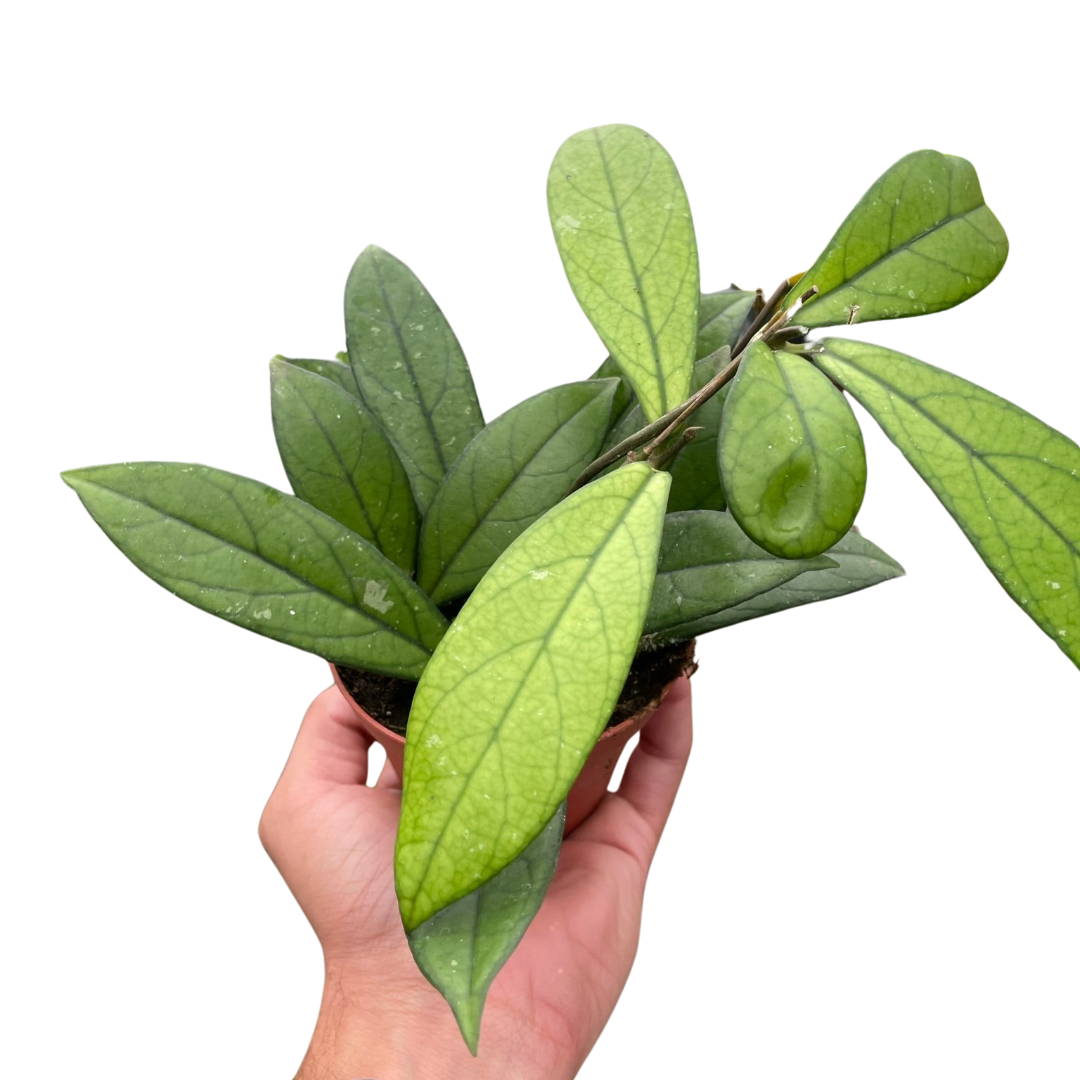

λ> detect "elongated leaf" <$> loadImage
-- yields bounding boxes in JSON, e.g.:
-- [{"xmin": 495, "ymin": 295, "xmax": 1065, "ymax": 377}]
[
  {"xmin": 270, "ymin": 359, "xmax": 419, "ymax": 573},
  {"xmin": 785, "ymin": 150, "xmax": 1008, "ymax": 328},
  {"xmin": 647, "ymin": 530, "xmax": 903, "ymax": 642},
  {"xmin": 344, "ymin": 245, "xmax": 484, "ymax": 511},
  {"xmin": 408, "ymin": 803, "xmax": 565, "ymax": 1055},
  {"xmin": 273, "ymin": 355, "xmax": 362, "ymax": 399},
  {"xmin": 813, "ymin": 339, "xmax": 1080, "ymax": 667},
  {"xmin": 645, "ymin": 511, "xmax": 835, "ymax": 634},
  {"xmin": 62, "ymin": 463, "xmax": 447, "ymax": 677},
  {"xmin": 395, "ymin": 463, "xmax": 670, "ymax": 930},
  {"xmin": 718, "ymin": 341, "xmax": 867, "ymax": 559},
  {"xmin": 418, "ymin": 380, "xmax": 618, "ymax": 604},
  {"xmin": 549, "ymin": 124, "xmax": 698, "ymax": 421}
]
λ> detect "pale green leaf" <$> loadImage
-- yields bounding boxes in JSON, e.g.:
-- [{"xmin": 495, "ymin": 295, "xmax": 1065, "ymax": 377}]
[
  {"xmin": 549, "ymin": 124, "xmax": 699, "ymax": 421},
  {"xmin": 408, "ymin": 803, "xmax": 565, "ymax": 1055},
  {"xmin": 644, "ymin": 510, "xmax": 836, "ymax": 635},
  {"xmin": 344, "ymin": 245, "xmax": 484, "ymax": 511},
  {"xmin": 395, "ymin": 463, "xmax": 670, "ymax": 930},
  {"xmin": 418, "ymin": 380, "xmax": 617, "ymax": 604},
  {"xmin": 62, "ymin": 463, "xmax": 447, "ymax": 677},
  {"xmin": 270, "ymin": 358, "xmax": 419, "ymax": 573},
  {"xmin": 813, "ymin": 338, "xmax": 1080, "ymax": 667},
  {"xmin": 785, "ymin": 150, "xmax": 1008, "ymax": 328},
  {"xmin": 718, "ymin": 341, "xmax": 867, "ymax": 558},
  {"xmin": 647, "ymin": 530, "xmax": 903, "ymax": 642}
]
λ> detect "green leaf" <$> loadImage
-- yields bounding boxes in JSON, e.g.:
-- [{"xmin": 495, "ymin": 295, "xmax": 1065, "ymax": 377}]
[
  {"xmin": 589, "ymin": 353, "xmax": 637, "ymax": 431},
  {"xmin": 666, "ymin": 347, "xmax": 732, "ymax": 513},
  {"xmin": 718, "ymin": 341, "xmax": 867, "ymax": 559},
  {"xmin": 418, "ymin": 380, "xmax": 618, "ymax": 604},
  {"xmin": 408, "ymin": 803, "xmax": 565, "ymax": 1055},
  {"xmin": 272, "ymin": 354, "xmax": 362, "ymax": 399},
  {"xmin": 270, "ymin": 358, "xmax": 419, "ymax": 573},
  {"xmin": 696, "ymin": 288, "xmax": 756, "ymax": 356},
  {"xmin": 647, "ymin": 530, "xmax": 903, "ymax": 642},
  {"xmin": 785, "ymin": 150, "xmax": 1008, "ymax": 329},
  {"xmin": 395, "ymin": 462, "xmax": 670, "ymax": 930},
  {"xmin": 644, "ymin": 510, "xmax": 836, "ymax": 635},
  {"xmin": 813, "ymin": 338, "xmax": 1080, "ymax": 668},
  {"xmin": 62, "ymin": 463, "xmax": 447, "ymax": 677},
  {"xmin": 549, "ymin": 124, "xmax": 699, "ymax": 422},
  {"xmin": 344, "ymin": 245, "xmax": 484, "ymax": 511}
]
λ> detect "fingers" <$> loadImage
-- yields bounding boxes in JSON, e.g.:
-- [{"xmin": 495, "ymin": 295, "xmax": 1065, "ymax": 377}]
[
  {"xmin": 573, "ymin": 675, "xmax": 693, "ymax": 871},
  {"xmin": 276, "ymin": 684, "xmax": 375, "ymax": 790}
]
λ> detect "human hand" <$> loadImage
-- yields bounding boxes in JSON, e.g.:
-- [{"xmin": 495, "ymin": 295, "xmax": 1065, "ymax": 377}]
[{"xmin": 259, "ymin": 676, "xmax": 693, "ymax": 1080}]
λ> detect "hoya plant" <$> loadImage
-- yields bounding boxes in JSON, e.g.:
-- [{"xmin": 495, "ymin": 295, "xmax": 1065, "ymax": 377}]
[{"xmin": 63, "ymin": 124, "xmax": 1079, "ymax": 1055}]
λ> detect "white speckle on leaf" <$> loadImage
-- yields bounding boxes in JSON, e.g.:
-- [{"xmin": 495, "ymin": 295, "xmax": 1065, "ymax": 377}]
[
  {"xmin": 555, "ymin": 214, "xmax": 581, "ymax": 234},
  {"xmin": 253, "ymin": 607, "xmax": 272, "ymax": 620},
  {"xmin": 530, "ymin": 569, "xmax": 550, "ymax": 580},
  {"xmin": 364, "ymin": 580, "xmax": 394, "ymax": 613},
  {"xmin": 425, "ymin": 733, "xmax": 442, "ymax": 748}
]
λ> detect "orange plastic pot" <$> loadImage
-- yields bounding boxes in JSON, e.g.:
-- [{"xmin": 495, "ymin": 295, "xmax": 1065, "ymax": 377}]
[{"xmin": 330, "ymin": 647, "xmax": 694, "ymax": 833}]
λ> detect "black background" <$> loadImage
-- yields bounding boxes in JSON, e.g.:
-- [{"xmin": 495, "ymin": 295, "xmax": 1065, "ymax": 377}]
[{"xmin": 54, "ymin": 113, "xmax": 1067, "ymax": 1075}]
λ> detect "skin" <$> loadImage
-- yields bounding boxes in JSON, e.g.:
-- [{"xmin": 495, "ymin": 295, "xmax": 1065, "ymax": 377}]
[{"xmin": 260, "ymin": 677, "xmax": 693, "ymax": 1080}]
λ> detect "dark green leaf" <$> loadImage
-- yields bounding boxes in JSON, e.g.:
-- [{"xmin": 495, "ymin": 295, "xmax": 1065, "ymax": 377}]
[
  {"xmin": 418, "ymin": 380, "xmax": 618, "ymax": 604},
  {"xmin": 644, "ymin": 510, "xmax": 835, "ymax": 635},
  {"xmin": 344, "ymin": 245, "xmax": 484, "ymax": 511},
  {"xmin": 62, "ymin": 463, "xmax": 447, "ymax": 677},
  {"xmin": 647, "ymin": 530, "xmax": 903, "ymax": 642},
  {"xmin": 589, "ymin": 354, "xmax": 637, "ymax": 431},
  {"xmin": 272, "ymin": 354, "xmax": 361, "ymax": 399},
  {"xmin": 696, "ymin": 288, "xmax": 756, "ymax": 356},
  {"xmin": 270, "ymin": 358, "xmax": 419, "ymax": 573}
]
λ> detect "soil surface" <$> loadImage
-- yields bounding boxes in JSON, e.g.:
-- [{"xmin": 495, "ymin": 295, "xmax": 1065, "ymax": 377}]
[{"xmin": 338, "ymin": 637, "xmax": 697, "ymax": 738}]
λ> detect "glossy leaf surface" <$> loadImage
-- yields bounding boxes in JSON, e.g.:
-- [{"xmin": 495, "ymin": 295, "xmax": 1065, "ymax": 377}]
[
  {"xmin": 667, "ymin": 348, "xmax": 732, "ymax": 513},
  {"xmin": 718, "ymin": 341, "xmax": 867, "ymax": 558},
  {"xmin": 644, "ymin": 510, "xmax": 835, "ymax": 635},
  {"xmin": 549, "ymin": 124, "xmax": 698, "ymax": 421},
  {"xmin": 395, "ymin": 463, "xmax": 670, "ymax": 930},
  {"xmin": 814, "ymin": 339, "xmax": 1080, "ymax": 667},
  {"xmin": 62, "ymin": 463, "xmax": 447, "ymax": 677},
  {"xmin": 344, "ymin": 245, "xmax": 484, "ymax": 511},
  {"xmin": 270, "ymin": 358, "xmax": 419, "ymax": 573},
  {"xmin": 786, "ymin": 150, "xmax": 1008, "ymax": 328},
  {"xmin": 408, "ymin": 804, "xmax": 565, "ymax": 1055},
  {"xmin": 648, "ymin": 530, "xmax": 903, "ymax": 642},
  {"xmin": 419, "ymin": 380, "xmax": 617, "ymax": 604}
]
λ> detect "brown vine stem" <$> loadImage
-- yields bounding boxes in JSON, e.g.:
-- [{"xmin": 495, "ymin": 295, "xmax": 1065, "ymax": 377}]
[{"xmin": 568, "ymin": 279, "xmax": 819, "ymax": 493}]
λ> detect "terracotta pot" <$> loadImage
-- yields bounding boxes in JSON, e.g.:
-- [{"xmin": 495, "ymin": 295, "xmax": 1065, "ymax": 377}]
[{"xmin": 330, "ymin": 644, "xmax": 695, "ymax": 833}]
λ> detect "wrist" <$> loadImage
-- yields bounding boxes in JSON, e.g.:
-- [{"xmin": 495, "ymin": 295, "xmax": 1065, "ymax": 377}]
[{"xmin": 296, "ymin": 960, "xmax": 570, "ymax": 1080}]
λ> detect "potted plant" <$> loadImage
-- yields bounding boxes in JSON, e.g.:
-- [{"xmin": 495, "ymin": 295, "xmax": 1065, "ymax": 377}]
[{"xmin": 62, "ymin": 123, "xmax": 1079, "ymax": 1055}]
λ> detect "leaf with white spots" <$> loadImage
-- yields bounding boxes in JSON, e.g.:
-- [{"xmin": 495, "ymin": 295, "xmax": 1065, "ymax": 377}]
[
  {"xmin": 270, "ymin": 358, "xmax": 419, "ymax": 573},
  {"xmin": 784, "ymin": 150, "xmax": 1007, "ymax": 329},
  {"xmin": 272, "ymin": 354, "xmax": 362, "ymax": 399},
  {"xmin": 549, "ymin": 124, "xmax": 699, "ymax": 421},
  {"xmin": 62, "ymin": 463, "xmax": 447, "ymax": 677},
  {"xmin": 813, "ymin": 338, "xmax": 1080, "ymax": 668},
  {"xmin": 344, "ymin": 245, "xmax": 484, "ymax": 511},
  {"xmin": 418, "ymin": 380, "xmax": 617, "ymax": 604},
  {"xmin": 644, "ymin": 510, "xmax": 836, "ymax": 636},
  {"xmin": 395, "ymin": 463, "xmax": 670, "ymax": 931},
  {"xmin": 407, "ymin": 803, "xmax": 565, "ymax": 1055}
]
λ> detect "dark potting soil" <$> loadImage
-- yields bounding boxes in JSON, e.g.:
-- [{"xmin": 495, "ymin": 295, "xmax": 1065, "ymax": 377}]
[{"xmin": 337, "ymin": 636, "xmax": 697, "ymax": 738}]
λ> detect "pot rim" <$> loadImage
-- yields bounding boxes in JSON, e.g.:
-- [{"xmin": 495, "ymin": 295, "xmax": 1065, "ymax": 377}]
[{"xmin": 329, "ymin": 642, "xmax": 696, "ymax": 747}]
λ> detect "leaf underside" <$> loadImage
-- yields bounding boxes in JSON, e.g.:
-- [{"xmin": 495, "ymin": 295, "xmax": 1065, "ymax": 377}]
[
  {"xmin": 395, "ymin": 463, "xmax": 670, "ymax": 931},
  {"xmin": 813, "ymin": 338, "xmax": 1080, "ymax": 668}
]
